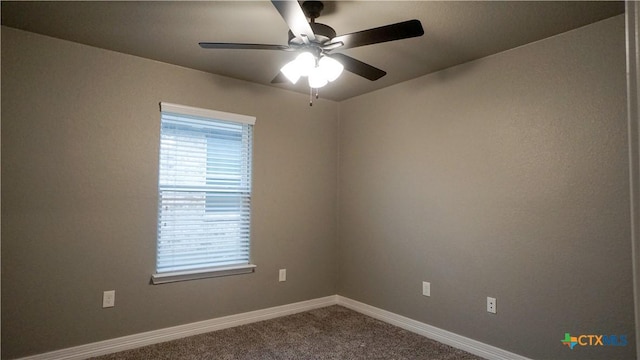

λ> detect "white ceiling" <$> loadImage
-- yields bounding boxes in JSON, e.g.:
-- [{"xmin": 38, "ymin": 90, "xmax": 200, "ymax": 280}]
[{"xmin": 1, "ymin": 1, "xmax": 624, "ymax": 101}]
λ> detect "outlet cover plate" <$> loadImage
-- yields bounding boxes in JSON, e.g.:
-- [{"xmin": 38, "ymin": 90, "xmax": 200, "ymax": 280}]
[
  {"xmin": 487, "ymin": 296, "xmax": 496, "ymax": 314},
  {"xmin": 103, "ymin": 290, "xmax": 115, "ymax": 308},
  {"xmin": 422, "ymin": 281, "xmax": 430, "ymax": 297}
]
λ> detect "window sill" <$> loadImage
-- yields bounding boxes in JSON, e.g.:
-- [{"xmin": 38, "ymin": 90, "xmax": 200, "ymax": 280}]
[{"xmin": 151, "ymin": 264, "xmax": 256, "ymax": 285}]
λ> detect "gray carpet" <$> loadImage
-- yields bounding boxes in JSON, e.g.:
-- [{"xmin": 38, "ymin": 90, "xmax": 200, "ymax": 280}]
[{"xmin": 91, "ymin": 305, "xmax": 485, "ymax": 359}]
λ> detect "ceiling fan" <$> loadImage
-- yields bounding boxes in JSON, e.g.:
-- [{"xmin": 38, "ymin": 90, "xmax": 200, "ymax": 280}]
[{"xmin": 199, "ymin": 0, "xmax": 424, "ymax": 104}]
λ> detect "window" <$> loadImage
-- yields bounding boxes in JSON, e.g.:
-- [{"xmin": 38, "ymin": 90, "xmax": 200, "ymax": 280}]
[{"xmin": 151, "ymin": 103, "xmax": 256, "ymax": 284}]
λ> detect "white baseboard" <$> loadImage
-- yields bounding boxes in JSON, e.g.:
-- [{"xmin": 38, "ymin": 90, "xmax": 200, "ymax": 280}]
[
  {"xmin": 17, "ymin": 295, "xmax": 339, "ymax": 360},
  {"xmin": 335, "ymin": 296, "xmax": 532, "ymax": 360},
  {"xmin": 18, "ymin": 295, "xmax": 530, "ymax": 360}
]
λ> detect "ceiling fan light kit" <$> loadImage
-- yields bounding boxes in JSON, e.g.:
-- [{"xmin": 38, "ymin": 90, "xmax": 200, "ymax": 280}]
[
  {"xmin": 199, "ymin": 0, "xmax": 424, "ymax": 105},
  {"xmin": 281, "ymin": 52, "xmax": 344, "ymax": 87}
]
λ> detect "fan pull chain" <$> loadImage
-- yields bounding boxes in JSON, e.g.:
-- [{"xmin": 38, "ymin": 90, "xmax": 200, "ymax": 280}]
[{"xmin": 309, "ymin": 88, "xmax": 321, "ymax": 107}]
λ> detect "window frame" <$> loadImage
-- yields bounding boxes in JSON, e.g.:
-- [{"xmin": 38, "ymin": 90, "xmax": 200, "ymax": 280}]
[{"xmin": 151, "ymin": 102, "xmax": 256, "ymax": 285}]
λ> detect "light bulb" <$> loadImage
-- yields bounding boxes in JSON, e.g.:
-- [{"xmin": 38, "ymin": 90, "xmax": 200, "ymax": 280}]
[
  {"xmin": 308, "ymin": 66, "xmax": 328, "ymax": 88},
  {"xmin": 318, "ymin": 56, "xmax": 344, "ymax": 82}
]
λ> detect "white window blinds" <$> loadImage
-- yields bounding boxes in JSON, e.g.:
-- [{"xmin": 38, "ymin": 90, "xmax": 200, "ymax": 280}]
[{"xmin": 156, "ymin": 103, "xmax": 255, "ymax": 276}]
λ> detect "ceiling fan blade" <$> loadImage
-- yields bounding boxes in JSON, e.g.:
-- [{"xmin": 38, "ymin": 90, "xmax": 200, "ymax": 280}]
[
  {"xmin": 329, "ymin": 53, "xmax": 386, "ymax": 81},
  {"xmin": 331, "ymin": 19, "xmax": 424, "ymax": 51},
  {"xmin": 199, "ymin": 42, "xmax": 291, "ymax": 51},
  {"xmin": 271, "ymin": 72, "xmax": 289, "ymax": 84},
  {"xmin": 271, "ymin": 0, "xmax": 316, "ymax": 42}
]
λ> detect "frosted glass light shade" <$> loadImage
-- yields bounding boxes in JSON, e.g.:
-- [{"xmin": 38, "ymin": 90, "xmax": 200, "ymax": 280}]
[
  {"xmin": 319, "ymin": 56, "xmax": 344, "ymax": 82},
  {"xmin": 280, "ymin": 60, "xmax": 301, "ymax": 84},
  {"xmin": 308, "ymin": 66, "xmax": 328, "ymax": 88},
  {"xmin": 295, "ymin": 52, "xmax": 315, "ymax": 76},
  {"xmin": 280, "ymin": 52, "xmax": 316, "ymax": 85}
]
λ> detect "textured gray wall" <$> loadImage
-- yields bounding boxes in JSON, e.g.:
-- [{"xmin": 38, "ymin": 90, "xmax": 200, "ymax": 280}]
[
  {"xmin": 1, "ymin": 27, "xmax": 338, "ymax": 359},
  {"xmin": 338, "ymin": 15, "xmax": 635, "ymax": 360}
]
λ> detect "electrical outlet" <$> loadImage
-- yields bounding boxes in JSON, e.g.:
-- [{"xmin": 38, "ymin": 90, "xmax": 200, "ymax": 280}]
[
  {"xmin": 103, "ymin": 290, "xmax": 115, "ymax": 308},
  {"xmin": 487, "ymin": 297, "xmax": 496, "ymax": 314},
  {"xmin": 422, "ymin": 281, "xmax": 430, "ymax": 297},
  {"xmin": 279, "ymin": 269, "xmax": 286, "ymax": 282}
]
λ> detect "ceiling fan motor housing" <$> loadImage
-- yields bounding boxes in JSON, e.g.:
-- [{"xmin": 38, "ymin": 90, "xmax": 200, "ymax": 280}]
[
  {"xmin": 287, "ymin": 1, "xmax": 336, "ymax": 46},
  {"xmin": 288, "ymin": 22, "xmax": 336, "ymax": 46}
]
